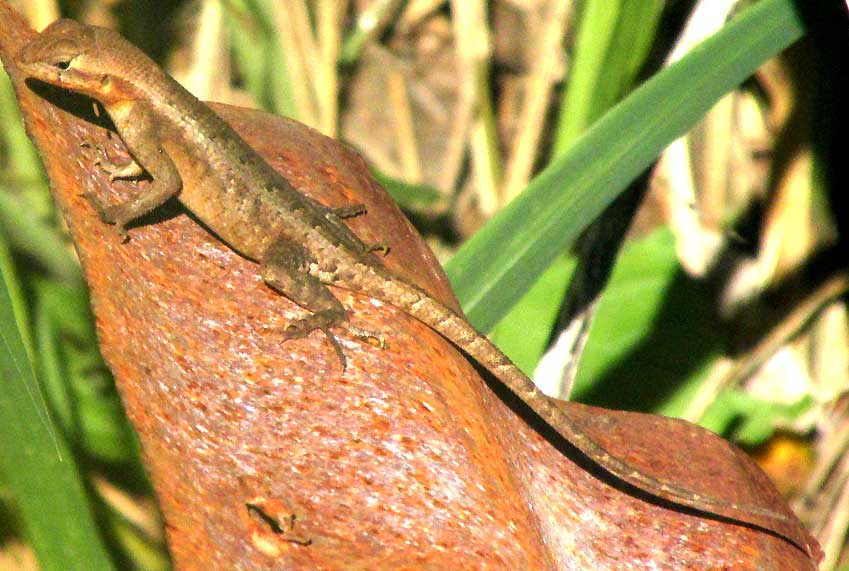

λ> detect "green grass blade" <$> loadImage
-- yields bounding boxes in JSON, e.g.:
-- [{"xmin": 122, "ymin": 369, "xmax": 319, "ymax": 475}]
[
  {"xmin": 553, "ymin": 0, "xmax": 664, "ymax": 155},
  {"xmin": 0, "ymin": 237, "xmax": 116, "ymax": 571},
  {"xmin": 0, "ymin": 190, "xmax": 81, "ymax": 283},
  {"xmin": 447, "ymin": 0, "xmax": 805, "ymax": 332},
  {"xmin": 1, "ymin": 72, "xmax": 51, "ymax": 217},
  {"xmin": 224, "ymin": 0, "xmax": 298, "ymax": 118},
  {"xmin": 34, "ymin": 279, "xmax": 138, "ymax": 463},
  {"xmin": 490, "ymin": 255, "xmax": 577, "ymax": 374},
  {"xmin": 494, "ymin": 0, "xmax": 664, "ymax": 371},
  {"xmin": 372, "ymin": 169, "xmax": 441, "ymax": 208}
]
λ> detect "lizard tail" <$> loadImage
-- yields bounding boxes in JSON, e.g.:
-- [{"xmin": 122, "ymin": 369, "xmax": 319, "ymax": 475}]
[{"xmin": 380, "ymin": 275, "xmax": 817, "ymax": 559}]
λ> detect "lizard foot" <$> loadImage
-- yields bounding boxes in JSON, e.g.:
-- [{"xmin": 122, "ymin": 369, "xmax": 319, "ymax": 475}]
[
  {"xmin": 280, "ymin": 313, "xmax": 334, "ymax": 341},
  {"xmin": 281, "ymin": 312, "xmax": 348, "ymax": 370},
  {"xmin": 281, "ymin": 315, "xmax": 385, "ymax": 370},
  {"xmin": 81, "ymin": 190, "xmax": 130, "ymax": 241},
  {"xmin": 332, "ymin": 204, "xmax": 367, "ymax": 219},
  {"xmin": 366, "ymin": 243, "xmax": 390, "ymax": 257}
]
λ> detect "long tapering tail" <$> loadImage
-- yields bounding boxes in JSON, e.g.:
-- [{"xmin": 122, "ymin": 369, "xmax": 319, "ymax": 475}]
[{"xmin": 360, "ymin": 268, "xmax": 817, "ymax": 558}]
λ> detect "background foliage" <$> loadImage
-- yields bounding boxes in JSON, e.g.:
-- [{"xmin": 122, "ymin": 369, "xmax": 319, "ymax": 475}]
[{"xmin": 1, "ymin": 0, "xmax": 846, "ymax": 569}]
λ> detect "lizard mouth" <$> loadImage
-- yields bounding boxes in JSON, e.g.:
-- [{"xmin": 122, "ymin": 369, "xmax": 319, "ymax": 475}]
[{"xmin": 16, "ymin": 60, "xmax": 63, "ymax": 84}]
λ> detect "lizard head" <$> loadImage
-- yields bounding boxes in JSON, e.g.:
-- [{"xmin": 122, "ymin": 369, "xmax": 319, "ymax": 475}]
[{"xmin": 16, "ymin": 19, "xmax": 130, "ymax": 102}]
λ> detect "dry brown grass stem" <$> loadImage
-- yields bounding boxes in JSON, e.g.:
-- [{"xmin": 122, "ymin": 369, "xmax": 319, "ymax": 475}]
[
  {"xmin": 447, "ymin": 0, "xmax": 499, "ymax": 214},
  {"xmin": 316, "ymin": 0, "xmax": 346, "ymax": 135},
  {"xmin": 502, "ymin": 0, "xmax": 573, "ymax": 203},
  {"xmin": 175, "ymin": 0, "xmax": 228, "ymax": 102},
  {"xmin": 816, "ymin": 445, "xmax": 849, "ymax": 570},
  {"xmin": 386, "ymin": 63, "xmax": 423, "ymax": 183},
  {"xmin": 271, "ymin": 2, "xmax": 318, "ymax": 127},
  {"xmin": 288, "ymin": 0, "xmax": 324, "ymax": 129},
  {"xmin": 660, "ymin": 0, "xmax": 738, "ymax": 277},
  {"xmin": 397, "ymin": 0, "xmax": 446, "ymax": 31}
]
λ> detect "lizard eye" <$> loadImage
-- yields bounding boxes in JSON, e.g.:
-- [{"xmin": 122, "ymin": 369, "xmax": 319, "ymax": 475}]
[{"xmin": 53, "ymin": 60, "xmax": 71, "ymax": 70}]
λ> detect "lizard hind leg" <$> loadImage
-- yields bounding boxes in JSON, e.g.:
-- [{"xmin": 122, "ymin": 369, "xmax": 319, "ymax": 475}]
[{"xmin": 261, "ymin": 238, "xmax": 351, "ymax": 369}]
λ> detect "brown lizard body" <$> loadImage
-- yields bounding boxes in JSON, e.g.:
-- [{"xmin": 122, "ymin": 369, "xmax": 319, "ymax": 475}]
[{"xmin": 16, "ymin": 19, "xmax": 815, "ymax": 557}]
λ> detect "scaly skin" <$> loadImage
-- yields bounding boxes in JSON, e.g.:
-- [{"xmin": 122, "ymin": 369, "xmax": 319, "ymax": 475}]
[{"xmin": 16, "ymin": 19, "xmax": 817, "ymax": 558}]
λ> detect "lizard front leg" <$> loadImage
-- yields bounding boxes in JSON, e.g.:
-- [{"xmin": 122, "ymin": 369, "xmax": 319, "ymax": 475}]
[
  {"xmin": 87, "ymin": 100, "xmax": 182, "ymax": 238},
  {"xmin": 261, "ymin": 237, "xmax": 350, "ymax": 368},
  {"xmin": 94, "ymin": 145, "xmax": 146, "ymax": 180}
]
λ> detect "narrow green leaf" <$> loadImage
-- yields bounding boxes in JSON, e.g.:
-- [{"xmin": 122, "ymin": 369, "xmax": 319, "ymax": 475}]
[
  {"xmin": 490, "ymin": 256, "xmax": 576, "ymax": 375},
  {"xmin": 224, "ymin": 0, "xmax": 298, "ymax": 118},
  {"xmin": 1, "ymin": 71, "xmax": 51, "ymax": 217},
  {"xmin": 0, "ymin": 212, "xmax": 32, "ymax": 360},
  {"xmin": 554, "ymin": 0, "xmax": 664, "ymax": 154},
  {"xmin": 372, "ymin": 170, "xmax": 441, "ymax": 208},
  {"xmin": 702, "ymin": 390, "xmax": 813, "ymax": 446},
  {"xmin": 0, "ymin": 190, "xmax": 81, "ymax": 283},
  {"xmin": 447, "ymin": 0, "xmax": 805, "ymax": 332},
  {"xmin": 495, "ymin": 0, "xmax": 663, "ymax": 370},
  {"xmin": 0, "ymin": 237, "xmax": 115, "ymax": 571},
  {"xmin": 552, "ymin": 0, "xmax": 621, "ymax": 153},
  {"xmin": 34, "ymin": 280, "xmax": 137, "ymax": 463}
]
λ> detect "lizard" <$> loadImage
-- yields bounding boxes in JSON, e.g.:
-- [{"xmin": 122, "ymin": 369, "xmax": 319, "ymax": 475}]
[{"xmin": 15, "ymin": 19, "xmax": 816, "ymax": 558}]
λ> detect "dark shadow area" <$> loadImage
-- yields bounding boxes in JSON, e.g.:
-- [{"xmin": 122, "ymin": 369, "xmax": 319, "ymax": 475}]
[
  {"xmin": 722, "ymin": 246, "xmax": 847, "ymax": 352},
  {"xmin": 579, "ymin": 267, "xmax": 720, "ymax": 412},
  {"xmin": 575, "ymin": 243, "xmax": 845, "ymax": 417},
  {"xmin": 792, "ymin": 0, "xmax": 848, "ymax": 264},
  {"xmin": 23, "ymin": 78, "xmax": 112, "ymax": 130},
  {"xmin": 110, "ymin": 0, "xmax": 185, "ymax": 64}
]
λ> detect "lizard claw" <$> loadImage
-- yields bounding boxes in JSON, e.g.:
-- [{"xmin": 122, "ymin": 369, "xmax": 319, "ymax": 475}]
[
  {"xmin": 280, "ymin": 319, "xmax": 311, "ymax": 341},
  {"xmin": 321, "ymin": 327, "xmax": 347, "ymax": 371},
  {"xmin": 349, "ymin": 326, "xmax": 386, "ymax": 349},
  {"xmin": 115, "ymin": 223, "xmax": 130, "ymax": 243},
  {"xmin": 281, "ymin": 316, "xmax": 385, "ymax": 368},
  {"xmin": 281, "ymin": 318, "xmax": 348, "ymax": 371},
  {"xmin": 366, "ymin": 243, "xmax": 390, "ymax": 257}
]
